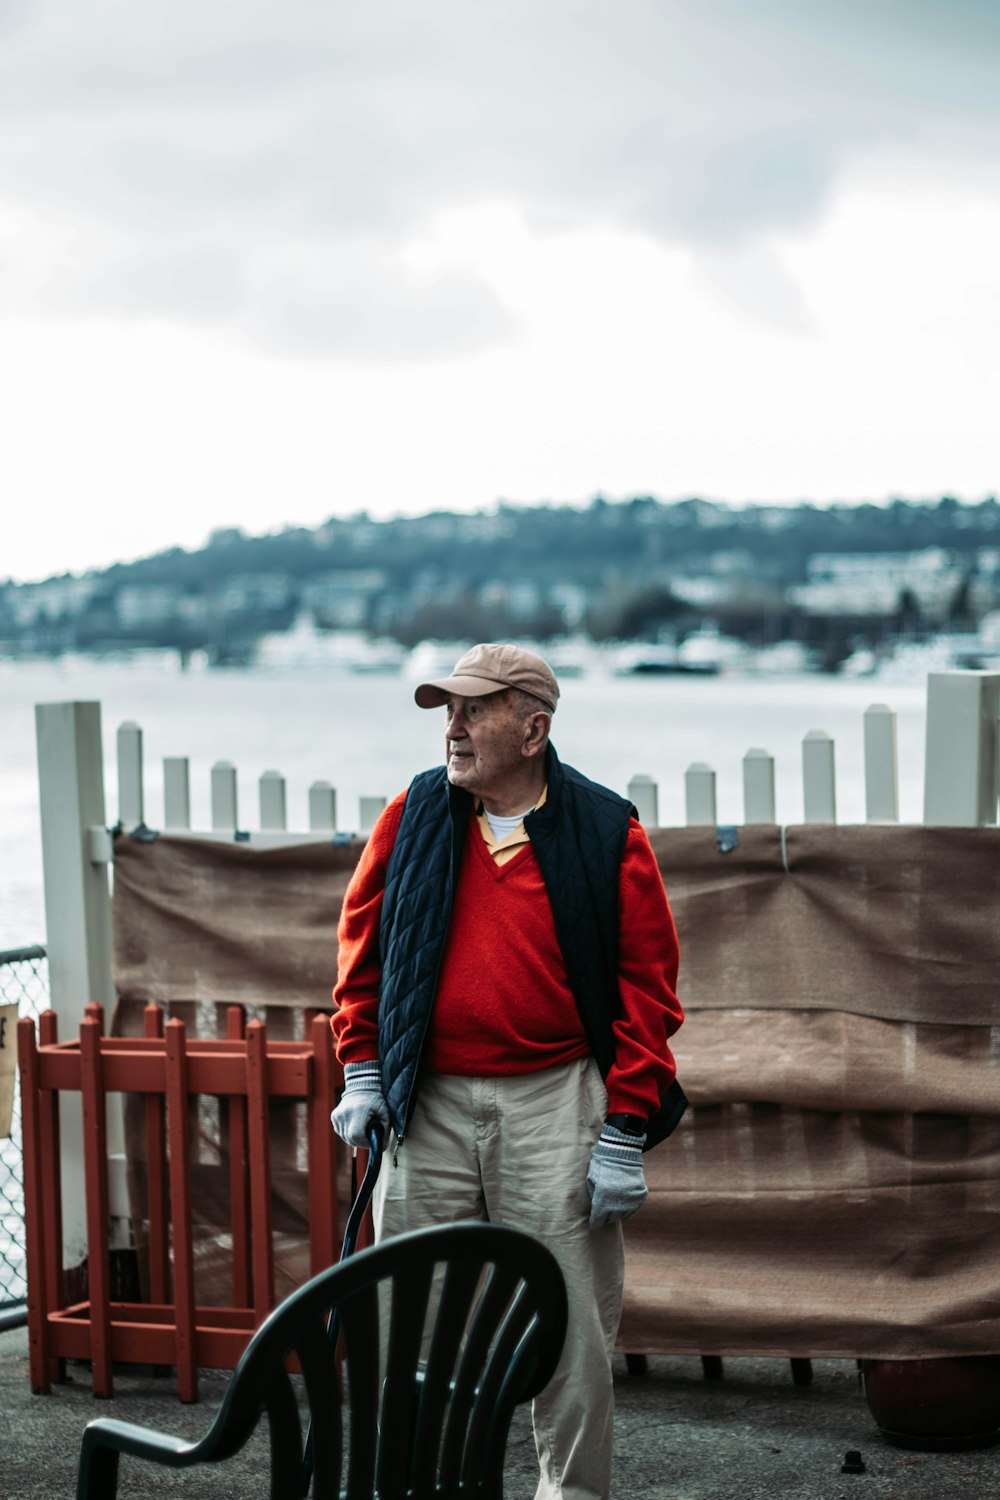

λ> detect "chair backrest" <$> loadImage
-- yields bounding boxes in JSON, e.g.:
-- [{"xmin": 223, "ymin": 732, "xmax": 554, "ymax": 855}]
[{"xmin": 200, "ymin": 1220, "xmax": 568, "ymax": 1499}]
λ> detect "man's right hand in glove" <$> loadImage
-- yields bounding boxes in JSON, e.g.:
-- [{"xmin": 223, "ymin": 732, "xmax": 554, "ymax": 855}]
[{"xmin": 330, "ymin": 1060, "xmax": 391, "ymax": 1148}]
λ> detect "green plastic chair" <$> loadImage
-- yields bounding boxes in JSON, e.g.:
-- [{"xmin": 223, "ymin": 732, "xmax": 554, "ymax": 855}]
[{"xmin": 75, "ymin": 1221, "xmax": 568, "ymax": 1500}]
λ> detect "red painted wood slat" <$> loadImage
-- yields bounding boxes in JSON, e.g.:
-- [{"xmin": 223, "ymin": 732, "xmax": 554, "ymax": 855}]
[
  {"xmin": 80, "ymin": 1014, "xmax": 113, "ymax": 1395},
  {"xmin": 245, "ymin": 1021, "xmax": 275, "ymax": 1319},
  {"xmin": 143, "ymin": 1004, "xmax": 170, "ymax": 1307},
  {"xmin": 308, "ymin": 1013, "xmax": 339, "ymax": 1276},
  {"xmin": 225, "ymin": 1006, "xmax": 251, "ymax": 1308},
  {"xmin": 165, "ymin": 1018, "xmax": 198, "ymax": 1402}
]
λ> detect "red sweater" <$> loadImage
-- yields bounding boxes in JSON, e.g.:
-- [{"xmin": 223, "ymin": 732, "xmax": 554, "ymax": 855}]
[{"xmin": 331, "ymin": 792, "xmax": 683, "ymax": 1119}]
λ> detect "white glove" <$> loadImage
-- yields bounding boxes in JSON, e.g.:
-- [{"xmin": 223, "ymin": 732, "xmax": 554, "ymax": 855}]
[
  {"xmin": 586, "ymin": 1123, "xmax": 648, "ymax": 1229},
  {"xmin": 330, "ymin": 1060, "xmax": 390, "ymax": 1148}
]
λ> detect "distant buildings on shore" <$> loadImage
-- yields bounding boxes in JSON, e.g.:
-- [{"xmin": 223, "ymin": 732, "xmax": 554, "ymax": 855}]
[{"xmin": 2, "ymin": 496, "xmax": 999, "ymax": 673}]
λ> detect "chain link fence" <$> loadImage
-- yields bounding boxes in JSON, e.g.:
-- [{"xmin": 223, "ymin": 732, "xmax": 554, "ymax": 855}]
[{"xmin": 1, "ymin": 946, "xmax": 48, "ymax": 1309}]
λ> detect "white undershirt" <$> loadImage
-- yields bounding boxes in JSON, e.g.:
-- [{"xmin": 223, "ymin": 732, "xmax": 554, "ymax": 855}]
[{"xmin": 483, "ymin": 807, "xmax": 533, "ymax": 842}]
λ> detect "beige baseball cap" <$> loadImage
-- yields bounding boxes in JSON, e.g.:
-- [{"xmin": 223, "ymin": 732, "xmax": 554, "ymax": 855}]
[{"xmin": 414, "ymin": 642, "xmax": 560, "ymax": 712}]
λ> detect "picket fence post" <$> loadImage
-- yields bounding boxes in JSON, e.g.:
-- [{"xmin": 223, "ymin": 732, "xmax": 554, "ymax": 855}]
[
  {"xmin": 164, "ymin": 756, "xmax": 192, "ymax": 829},
  {"xmin": 864, "ymin": 705, "xmax": 899, "ymax": 822},
  {"xmin": 742, "ymin": 748, "xmax": 776, "ymax": 823},
  {"xmin": 685, "ymin": 764, "xmax": 717, "ymax": 826},
  {"xmin": 34, "ymin": 701, "xmax": 116, "ymax": 1265},
  {"xmin": 359, "ymin": 796, "xmax": 387, "ymax": 833},
  {"xmin": 212, "ymin": 761, "xmax": 239, "ymax": 829},
  {"xmin": 628, "ymin": 774, "xmax": 659, "ymax": 827},
  {"xmin": 802, "ymin": 730, "xmax": 836, "ymax": 823},
  {"xmin": 117, "ymin": 721, "xmax": 144, "ymax": 828},
  {"xmin": 308, "ymin": 780, "xmax": 337, "ymax": 831},
  {"xmin": 259, "ymin": 770, "xmax": 287, "ymax": 830},
  {"xmin": 924, "ymin": 671, "xmax": 1000, "ymax": 826}
]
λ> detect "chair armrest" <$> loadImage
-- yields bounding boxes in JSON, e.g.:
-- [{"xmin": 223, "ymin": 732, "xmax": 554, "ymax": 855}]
[
  {"xmin": 77, "ymin": 1416, "xmax": 203, "ymax": 1499},
  {"xmin": 80, "ymin": 1416, "xmax": 199, "ymax": 1464}
]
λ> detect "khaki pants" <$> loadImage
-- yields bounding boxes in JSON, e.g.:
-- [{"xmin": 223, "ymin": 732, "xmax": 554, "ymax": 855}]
[{"xmin": 374, "ymin": 1059, "xmax": 624, "ymax": 1500}]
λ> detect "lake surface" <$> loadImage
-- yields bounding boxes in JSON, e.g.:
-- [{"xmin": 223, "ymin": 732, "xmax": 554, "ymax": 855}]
[{"xmin": 0, "ymin": 654, "xmax": 931, "ymax": 951}]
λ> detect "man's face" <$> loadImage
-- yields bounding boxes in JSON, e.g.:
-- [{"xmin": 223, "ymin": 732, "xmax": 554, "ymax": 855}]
[{"xmin": 444, "ymin": 691, "xmax": 530, "ymax": 802}]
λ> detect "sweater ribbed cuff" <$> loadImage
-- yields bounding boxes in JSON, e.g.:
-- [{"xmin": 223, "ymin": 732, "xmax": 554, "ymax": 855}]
[
  {"xmin": 595, "ymin": 1123, "xmax": 647, "ymax": 1159},
  {"xmin": 343, "ymin": 1060, "xmax": 382, "ymax": 1091}
]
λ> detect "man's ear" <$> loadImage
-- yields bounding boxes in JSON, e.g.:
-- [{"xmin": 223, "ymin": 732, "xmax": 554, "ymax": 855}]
[{"xmin": 522, "ymin": 712, "xmax": 551, "ymax": 757}]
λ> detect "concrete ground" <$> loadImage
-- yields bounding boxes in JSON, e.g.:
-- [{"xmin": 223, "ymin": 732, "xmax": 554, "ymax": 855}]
[{"xmin": 3, "ymin": 1322, "xmax": 998, "ymax": 1499}]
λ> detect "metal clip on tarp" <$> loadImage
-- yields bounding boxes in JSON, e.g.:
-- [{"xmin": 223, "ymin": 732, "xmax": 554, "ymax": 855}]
[{"xmin": 128, "ymin": 822, "xmax": 159, "ymax": 843}]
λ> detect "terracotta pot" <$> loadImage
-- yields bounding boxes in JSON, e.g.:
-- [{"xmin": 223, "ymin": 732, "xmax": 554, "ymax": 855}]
[{"xmin": 861, "ymin": 1357, "xmax": 1000, "ymax": 1450}]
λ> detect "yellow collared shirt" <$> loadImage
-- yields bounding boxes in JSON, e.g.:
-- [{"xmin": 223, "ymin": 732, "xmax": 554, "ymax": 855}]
[{"xmin": 476, "ymin": 785, "xmax": 548, "ymax": 866}]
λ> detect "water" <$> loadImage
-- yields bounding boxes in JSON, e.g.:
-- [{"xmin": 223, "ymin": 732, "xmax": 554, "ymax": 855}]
[{"xmin": 0, "ymin": 654, "xmax": 930, "ymax": 951}]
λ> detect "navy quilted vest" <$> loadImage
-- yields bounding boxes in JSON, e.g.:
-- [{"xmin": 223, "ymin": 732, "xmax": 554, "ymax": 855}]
[
  {"xmin": 377, "ymin": 766, "xmax": 471, "ymax": 1140},
  {"xmin": 378, "ymin": 744, "xmax": 686, "ymax": 1148}
]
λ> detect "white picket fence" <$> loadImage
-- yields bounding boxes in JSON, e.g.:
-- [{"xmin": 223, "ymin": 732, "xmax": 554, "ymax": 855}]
[
  {"xmin": 115, "ymin": 729, "xmax": 391, "ymax": 845},
  {"xmin": 98, "ymin": 671, "xmax": 999, "ymax": 840}
]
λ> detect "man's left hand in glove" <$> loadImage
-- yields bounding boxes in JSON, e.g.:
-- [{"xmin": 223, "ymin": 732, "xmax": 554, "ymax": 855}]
[{"xmin": 586, "ymin": 1120, "xmax": 648, "ymax": 1229}]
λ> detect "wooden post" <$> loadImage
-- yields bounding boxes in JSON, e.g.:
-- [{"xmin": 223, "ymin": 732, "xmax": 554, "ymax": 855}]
[
  {"xmin": 802, "ymin": 730, "xmax": 837, "ymax": 823},
  {"xmin": 685, "ymin": 764, "xmax": 717, "ymax": 826},
  {"xmin": 163, "ymin": 757, "xmax": 191, "ymax": 830},
  {"xmin": 34, "ymin": 702, "xmax": 114, "ymax": 1028},
  {"xmin": 34, "ymin": 701, "xmax": 115, "ymax": 1266},
  {"xmin": 924, "ymin": 671, "xmax": 1000, "ymax": 826},
  {"xmin": 258, "ymin": 770, "xmax": 287, "ymax": 830},
  {"xmin": 116, "ymin": 721, "xmax": 144, "ymax": 829},
  {"xmin": 308, "ymin": 781, "xmax": 337, "ymax": 832},
  {"xmin": 742, "ymin": 748, "xmax": 776, "ymax": 824},
  {"xmin": 627, "ymin": 775, "xmax": 659, "ymax": 827},
  {"xmin": 111, "ymin": 720, "xmax": 149, "ymax": 1249},
  {"xmin": 864, "ymin": 704, "xmax": 899, "ymax": 823}
]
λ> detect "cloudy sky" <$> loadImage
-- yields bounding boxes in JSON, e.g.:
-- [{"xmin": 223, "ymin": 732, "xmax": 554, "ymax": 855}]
[{"xmin": 3, "ymin": 1, "xmax": 999, "ymax": 582}]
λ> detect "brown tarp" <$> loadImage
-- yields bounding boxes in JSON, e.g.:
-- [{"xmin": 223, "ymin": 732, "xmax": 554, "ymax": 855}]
[
  {"xmin": 112, "ymin": 825, "xmax": 1000, "ymax": 1357},
  {"xmin": 113, "ymin": 835, "xmax": 364, "ymax": 1010}
]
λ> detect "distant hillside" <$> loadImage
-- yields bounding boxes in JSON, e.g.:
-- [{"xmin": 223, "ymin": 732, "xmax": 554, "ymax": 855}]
[
  {"xmin": 2, "ymin": 494, "xmax": 998, "ymax": 669},
  {"xmin": 86, "ymin": 493, "xmax": 1000, "ymax": 588}
]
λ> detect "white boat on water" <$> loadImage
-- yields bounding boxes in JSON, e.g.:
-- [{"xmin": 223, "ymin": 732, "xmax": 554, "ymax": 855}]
[
  {"xmin": 403, "ymin": 640, "xmax": 473, "ymax": 681},
  {"xmin": 256, "ymin": 618, "xmax": 405, "ymax": 672},
  {"xmin": 839, "ymin": 620, "xmax": 1000, "ymax": 680},
  {"xmin": 612, "ymin": 641, "xmax": 720, "ymax": 677},
  {"xmin": 404, "ymin": 636, "xmax": 604, "ymax": 684},
  {"xmin": 676, "ymin": 628, "xmax": 752, "ymax": 674},
  {"xmin": 839, "ymin": 647, "xmax": 879, "ymax": 677},
  {"xmin": 747, "ymin": 640, "xmax": 819, "ymax": 675},
  {"xmin": 346, "ymin": 639, "xmax": 408, "ymax": 673},
  {"xmin": 545, "ymin": 637, "xmax": 603, "ymax": 678}
]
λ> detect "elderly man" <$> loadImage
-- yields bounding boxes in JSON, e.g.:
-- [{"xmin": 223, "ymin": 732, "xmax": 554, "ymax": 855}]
[{"xmin": 330, "ymin": 642, "xmax": 684, "ymax": 1500}]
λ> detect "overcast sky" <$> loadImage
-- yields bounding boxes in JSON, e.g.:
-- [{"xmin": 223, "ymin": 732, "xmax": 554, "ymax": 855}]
[{"xmin": 3, "ymin": 1, "xmax": 999, "ymax": 582}]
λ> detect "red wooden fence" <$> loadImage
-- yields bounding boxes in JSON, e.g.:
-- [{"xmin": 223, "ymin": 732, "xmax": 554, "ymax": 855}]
[{"xmin": 18, "ymin": 1001, "xmax": 348, "ymax": 1401}]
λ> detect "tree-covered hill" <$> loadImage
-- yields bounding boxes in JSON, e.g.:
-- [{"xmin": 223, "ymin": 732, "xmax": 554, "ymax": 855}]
[{"xmin": 2, "ymin": 494, "xmax": 998, "ymax": 667}]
